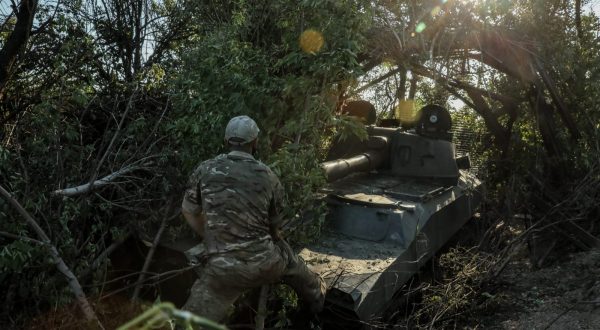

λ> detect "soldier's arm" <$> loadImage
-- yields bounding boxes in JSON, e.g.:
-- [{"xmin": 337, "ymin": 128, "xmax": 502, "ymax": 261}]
[
  {"xmin": 269, "ymin": 207, "xmax": 284, "ymax": 242},
  {"xmin": 182, "ymin": 171, "xmax": 206, "ymax": 239},
  {"xmin": 182, "ymin": 209, "xmax": 205, "ymax": 239}
]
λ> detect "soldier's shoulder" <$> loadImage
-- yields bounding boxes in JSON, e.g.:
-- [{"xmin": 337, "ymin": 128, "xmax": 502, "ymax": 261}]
[
  {"xmin": 188, "ymin": 161, "xmax": 205, "ymax": 182},
  {"xmin": 253, "ymin": 158, "xmax": 273, "ymax": 171},
  {"xmin": 244, "ymin": 157, "xmax": 274, "ymax": 174},
  {"xmin": 186, "ymin": 155, "xmax": 230, "ymax": 179},
  {"xmin": 255, "ymin": 161, "xmax": 281, "ymax": 185},
  {"xmin": 229, "ymin": 158, "xmax": 279, "ymax": 183},
  {"xmin": 200, "ymin": 154, "xmax": 229, "ymax": 168}
]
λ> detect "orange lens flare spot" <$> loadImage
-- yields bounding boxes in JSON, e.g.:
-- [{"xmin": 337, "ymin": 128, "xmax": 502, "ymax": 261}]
[
  {"xmin": 299, "ymin": 29, "xmax": 325, "ymax": 54},
  {"xmin": 396, "ymin": 100, "xmax": 417, "ymax": 123}
]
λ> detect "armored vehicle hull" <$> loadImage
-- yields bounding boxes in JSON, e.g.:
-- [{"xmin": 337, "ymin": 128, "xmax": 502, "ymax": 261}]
[{"xmin": 299, "ymin": 171, "xmax": 481, "ymax": 321}]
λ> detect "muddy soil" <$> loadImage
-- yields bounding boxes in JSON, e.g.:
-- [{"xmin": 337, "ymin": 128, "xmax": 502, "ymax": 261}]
[{"xmin": 465, "ymin": 248, "xmax": 600, "ymax": 330}]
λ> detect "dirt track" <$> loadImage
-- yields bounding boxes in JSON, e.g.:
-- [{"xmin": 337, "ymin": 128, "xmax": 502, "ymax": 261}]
[{"xmin": 470, "ymin": 248, "xmax": 600, "ymax": 330}]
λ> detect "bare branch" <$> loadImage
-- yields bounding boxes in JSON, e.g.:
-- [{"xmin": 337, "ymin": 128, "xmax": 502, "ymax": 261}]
[
  {"xmin": 0, "ymin": 230, "xmax": 47, "ymax": 245},
  {"xmin": 101, "ymin": 261, "xmax": 197, "ymax": 301},
  {"xmin": 79, "ymin": 231, "xmax": 133, "ymax": 280},
  {"xmin": 352, "ymin": 66, "xmax": 404, "ymax": 95},
  {"xmin": 131, "ymin": 203, "xmax": 177, "ymax": 301},
  {"xmin": 89, "ymin": 88, "xmax": 138, "ymax": 186},
  {"xmin": 52, "ymin": 163, "xmax": 148, "ymax": 197}
]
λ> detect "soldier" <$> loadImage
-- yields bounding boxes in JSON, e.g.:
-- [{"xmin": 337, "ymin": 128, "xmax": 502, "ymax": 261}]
[{"xmin": 181, "ymin": 115, "xmax": 326, "ymax": 323}]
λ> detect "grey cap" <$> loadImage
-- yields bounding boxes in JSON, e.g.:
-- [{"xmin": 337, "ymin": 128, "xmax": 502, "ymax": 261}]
[{"xmin": 224, "ymin": 115, "xmax": 260, "ymax": 145}]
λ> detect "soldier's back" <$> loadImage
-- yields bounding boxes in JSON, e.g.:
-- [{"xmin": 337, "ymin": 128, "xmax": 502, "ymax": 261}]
[{"xmin": 199, "ymin": 151, "xmax": 281, "ymax": 254}]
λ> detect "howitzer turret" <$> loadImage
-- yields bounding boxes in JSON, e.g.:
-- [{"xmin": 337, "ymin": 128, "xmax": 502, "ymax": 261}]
[{"xmin": 299, "ymin": 102, "xmax": 482, "ymax": 325}]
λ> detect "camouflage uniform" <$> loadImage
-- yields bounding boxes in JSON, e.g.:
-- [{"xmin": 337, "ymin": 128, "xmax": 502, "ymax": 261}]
[{"xmin": 181, "ymin": 150, "xmax": 325, "ymax": 322}]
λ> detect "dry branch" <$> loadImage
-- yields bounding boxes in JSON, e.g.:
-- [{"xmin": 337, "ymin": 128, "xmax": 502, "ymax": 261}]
[
  {"xmin": 352, "ymin": 67, "xmax": 403, "ymax": 95},
  {"xmin": 101, "ymin": 264, "xmax": 198, "ymax": 301},
  {"xmin": 131, "ymin": 204, "xmax": 177, "ymax": 301},
  {"xmin": 0, "ymin": 230, "xmax": 47, "ymax": 245},
  {"xmin": 88, "ymin": 89, "xmax": 138, "ymax": 188},
  {"xmin": 79, "ymin": 231, "xmax": 132, "ymax": 280},
  {"xmin": 53, "ymin": 164, "xmax": 146, "ymax": 197},
  {"xmin": 0, "ymin": 184, "xmax": 104, "ymax": 329}
]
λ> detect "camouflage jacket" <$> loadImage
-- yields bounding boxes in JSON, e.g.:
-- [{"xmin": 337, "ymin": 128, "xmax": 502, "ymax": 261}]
[{"xmin": 182, "ymin": 151, "xmax": 284, "ymax": 255}]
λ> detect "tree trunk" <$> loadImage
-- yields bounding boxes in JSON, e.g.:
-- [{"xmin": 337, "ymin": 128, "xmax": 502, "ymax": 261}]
[
  {"xmin": 465, "ymin": 88, "xmax": 510, "ymax": 151},
  {"xmin": 133, "ymin": 0, "xmax": 143, "ymax": 74},
  {"xmin": 0, "ymin": 0, "xmax": 38, "ymax": 97},
  {"xmin": 396, "ymin": 68, "xmax": 407, "ymax": 100},
  {"xmin": 575, "ymin": 0, "xmax": 582, "ymax": 40},
  {"xmin": 529, "ymin": 87, "xmax": 560, "ymax": 157},
  {"xmin": 408, "ymin": 73, "xmax": 418, "ymax": 100}
]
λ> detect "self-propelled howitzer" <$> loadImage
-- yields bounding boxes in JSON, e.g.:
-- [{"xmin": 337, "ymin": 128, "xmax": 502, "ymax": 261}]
[{"xmin": 298, "ymin": 103, "xmax": 482, "ymax": 323}]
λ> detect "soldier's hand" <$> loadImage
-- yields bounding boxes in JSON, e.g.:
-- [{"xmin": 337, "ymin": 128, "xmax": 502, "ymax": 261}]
[{"xmin": 271, "ymin": 227, "xmax": 284, "ymax": 242}]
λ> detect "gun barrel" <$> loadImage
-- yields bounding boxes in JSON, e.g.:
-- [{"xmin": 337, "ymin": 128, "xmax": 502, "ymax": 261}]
[{"xmin": 321, "ymin": 149, "xmax": 386, "ymax": 182}]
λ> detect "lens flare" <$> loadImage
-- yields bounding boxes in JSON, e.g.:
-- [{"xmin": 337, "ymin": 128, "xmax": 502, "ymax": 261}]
[
  {"xmin": 299, "ymin": 29, "xmax": 324, "ymax": 54},
  {"xmin": 431, "ymin": 6, "xmax": 441, "ymax": 16},
  {"xmin": 415, "ymin": 22, "xmax": 427, "ymax": 33},
  {"xmin": 396, "ymin": 100, "xmax": 416, "ymax": 124}
]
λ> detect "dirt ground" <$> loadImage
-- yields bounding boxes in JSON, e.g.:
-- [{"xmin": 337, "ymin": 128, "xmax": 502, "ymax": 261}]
[
  {"xmin": 23, "ymin": 295, "xmax": 146, "ymax": 330},
  {"xmin": 20, "ymin": 247, "xmax": 600, "ymax": 330},
  {"xmin": 467, "ymin": 248, "xmax": 600, "ymax": 330}
]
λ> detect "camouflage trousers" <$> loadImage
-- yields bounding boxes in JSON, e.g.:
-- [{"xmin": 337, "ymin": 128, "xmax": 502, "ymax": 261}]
[{"xmin": 182, "ymin": 240, "xmax": 325, "ymax": 323}]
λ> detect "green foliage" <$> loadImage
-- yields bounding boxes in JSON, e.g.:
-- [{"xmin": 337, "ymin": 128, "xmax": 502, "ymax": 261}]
[
  {"xmin": 170, "ymin": 30, "xmax": 279, "ymax": 168},
  {"xmin": 268, "ymin": 143, "xmax": 328, "ymax": 244},
  {"xmin": 1, "ymin": 0, "xmax": 373, "ymax": 326},
  {"xmin": 169, "ymin": 0, "xmax": 373, "ymax": 242},
  {"xmin": 0, "ymin": 1, "xmax": 184, "ymax": 323},
  {"xmin": 331, "ymin": 115, "xmax": 369, "ymax": 143},
  {"xmin": 272, "ymin": 284, "xmax": 299, "ymax": 328}
]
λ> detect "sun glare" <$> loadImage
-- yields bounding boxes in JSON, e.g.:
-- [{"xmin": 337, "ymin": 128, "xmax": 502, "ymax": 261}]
[{"xmin": 299, "ymin": 29, "xmax": 324, "ymax": 54}]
